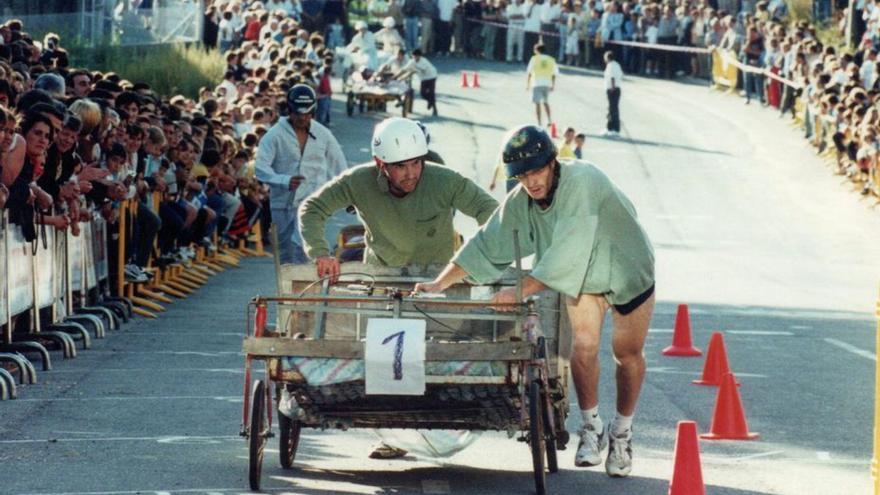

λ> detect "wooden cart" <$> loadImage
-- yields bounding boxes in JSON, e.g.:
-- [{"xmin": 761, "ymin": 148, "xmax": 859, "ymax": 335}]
[
  {"xmin": 344, "ymin": 72, "xmax": 413, "ymax": 117},
  {"xmin": 240, "ymin": 263, "xmax": 572, "ymax": 494}
]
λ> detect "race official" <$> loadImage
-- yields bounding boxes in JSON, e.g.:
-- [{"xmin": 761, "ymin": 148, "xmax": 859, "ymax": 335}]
[
  {"xmin": 603, "ymin": 50, "xmax": 624, "ymax": 137},
  {"xmin": 416, "ymin": 125, "xmax": 655, "ymax": 478},
  {"xmin": 299, "ymin": 117, "xmax": 497, "ymax": 279},
  {"xmin": 255, "ymin": 84, "xmax": 348, "ymax": 264}
]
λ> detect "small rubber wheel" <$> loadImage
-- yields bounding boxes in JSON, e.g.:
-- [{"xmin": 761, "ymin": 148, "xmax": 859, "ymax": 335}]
[
  {"xmin": 279, "ymin": 411, "xmax": 302, "ymax": 469},
  {"xmin": 248, "ymin": 380, "xmax": 269, "ymax": 491},
  {"xmin": 529, "ymin": 379, "xmax": 547, "ymax": 495}
]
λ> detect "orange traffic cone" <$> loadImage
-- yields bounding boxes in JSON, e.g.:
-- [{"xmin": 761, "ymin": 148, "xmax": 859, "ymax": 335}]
[
  {"xmin": 549, "ymin": 122, "xmax": 558, "ymax": 138},
  {"xmin": 700, "ymin": 373, "xmax": 759, "ymax": 440},
  {"xmin": 460, "ymin": 71, "xmax": 470, "ymax": 88},
  {"xmin": 471, "ymin": 71, "xmax": 481, "ymax": 87},
  {"xmin": 693, "ymin": 332, "xmax": 739, "ymax": 386},
  {"xmin": 662, "ymin": 304, "xmax": 702, "ymax": 357},
  {"xmin": 669, "ymin": 421, "xmax": 705, "ymax": 495}
]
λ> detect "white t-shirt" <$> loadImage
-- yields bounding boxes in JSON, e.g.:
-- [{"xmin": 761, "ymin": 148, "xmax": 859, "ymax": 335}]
[
  {"xmin": 646, "ymin": 25, "xmax": 659, "ymax": 44},
  {"xmin": 402, "ymin": 57, "xmax": 438, "ymax": 80},
  {"xmin": 524, "ymin": 1, "xmax": 542, "ymax": 32},
  {"xmin": 861, "ymin": 59, "xmax": 877, "ymax": 89},
  {"xmin": 438, "ymin": 0, "xmax": 458, "ymax": 22},
  {"xmin": 604, "ymin": 60, "xmax": 623, "ymax": 90},
  {"xmin": 540, "ymin": 2, "xmax": 561, "ymax": 24},
  {"xmin": 219, "ymin": 19, "xmax": 235, "ymax": 42},
  {"xmin": 506, "ymin": 2, "xmax": 527, "ymax": 25}
]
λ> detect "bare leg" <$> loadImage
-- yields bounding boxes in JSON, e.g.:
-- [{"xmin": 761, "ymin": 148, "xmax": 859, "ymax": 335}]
[
  {"xmin": 566, "ymin": 293, "xmax": 610, "ymax": 410},
  {"xmin": 610, "ymin": 293, "xmax": 655, "ymax": 415},
  {"xmin": 535, "ymin": 103, "xmax": 542, "ymax": 126},
  {"xmin": 544, "ymin": 102, "xmax": 552, "ymax": 125}
]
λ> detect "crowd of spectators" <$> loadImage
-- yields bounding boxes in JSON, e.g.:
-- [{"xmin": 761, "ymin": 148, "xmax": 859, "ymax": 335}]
[{"xmin": 0, "ymin": 1, "xmax": 345, "ymax": 292}]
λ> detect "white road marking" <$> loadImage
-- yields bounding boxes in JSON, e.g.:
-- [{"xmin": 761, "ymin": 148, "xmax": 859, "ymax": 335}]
[
  {"xmin": 422, "ymin": 479, "xmax": 451, "ymax": 494},
  {"xmin": 12, "ymin": 395, "xmax": 241, "ymax": 403},
  {"xmin": 48, "ymin": 368, "xmax": 244, "ymax": 374},
  {"xmin": 649, "ymin": 328, "xmax": 673, "ymax": 333},
  {"xmin": 0, "ymin": 435, "xmax": 238, "ymax": 445},
  {"xmin": 824, "ymin": 338, "xmax": 877, "ymax": 362},
  {"xmin": 817, "ymin": 451, "xmax": 832, "ymax": 461},
  {"xmin": 704, "ymin": 450, "xmax": 785, "ymax": 463},
  {"xmin": 789, "ymin": 325, "xmax": 812, "ymax": 330},
  {"xmin": 728, "ymin": 330, "xmax": 794, "ymax": 336},
  {"xmin": 647, "ymin": 366, "xmax": 767, "ymax": 378}
]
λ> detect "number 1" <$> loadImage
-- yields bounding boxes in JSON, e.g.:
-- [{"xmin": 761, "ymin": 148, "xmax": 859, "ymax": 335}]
[{"xmin": 382, "ymin": 331, "xmax": 405, "ymax": 380}]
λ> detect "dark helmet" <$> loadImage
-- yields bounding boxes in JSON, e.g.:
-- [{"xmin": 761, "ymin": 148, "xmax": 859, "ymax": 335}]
[
  {"xmin": 502, "ymin": 124, "xmax": 557, "ymax": 178},
  {"xmin": 286, "ymin": 84, "xmax": 317, "ymax": 115}
]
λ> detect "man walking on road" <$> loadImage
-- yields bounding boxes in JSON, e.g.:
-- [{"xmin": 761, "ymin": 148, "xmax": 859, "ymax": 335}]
[
  {"xmin": 255, "ymin": 84, "xmax": 348, "ymax": 264},
  {"xmin": 415, "ymin": 125, "xmax": 655, "ymax": 478},
  {"xmin": 603, "ymin": 50, "xmax": 623, "ymax": 137},
  {"xmin": 526, "ymin": 43, "xmax": 559, "ymax": 126},
  {"xmin": 395, "ymin": 49, "xmax": 439, "ymax": 116}
]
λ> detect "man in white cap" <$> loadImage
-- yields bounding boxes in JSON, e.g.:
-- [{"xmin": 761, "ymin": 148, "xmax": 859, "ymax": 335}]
[
  {"xmin": 376, "ymin": 16, "xmax": 406, "ymax": 56},
  {"xmin": 347, "ymin": 20, "xmax": 379, "ymax": 70}
]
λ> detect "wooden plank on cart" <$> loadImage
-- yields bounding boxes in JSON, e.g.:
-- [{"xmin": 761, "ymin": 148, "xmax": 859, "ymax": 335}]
[{"xmin": 243, "ymin": 337, "xmax": 533, "ymax": 361}]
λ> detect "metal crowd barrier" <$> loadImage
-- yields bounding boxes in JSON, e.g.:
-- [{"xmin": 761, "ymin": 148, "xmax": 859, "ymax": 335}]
[{"xmin": 0, "ymin": 198, "xmax": 271, "ymax": 400}]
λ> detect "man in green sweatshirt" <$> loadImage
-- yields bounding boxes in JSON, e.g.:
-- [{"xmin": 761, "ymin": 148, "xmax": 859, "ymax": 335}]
[
  {"xmin": 298, "ymin": 117, "xmax": 499, "ymax": 281},
  {"xmin": 415, "ymin": 124, "xmax": 655, "ymax": 478}
]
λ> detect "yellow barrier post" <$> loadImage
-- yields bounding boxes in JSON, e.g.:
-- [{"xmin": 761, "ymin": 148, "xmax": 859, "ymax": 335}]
[{"xmin": 873, "ymin": 285, "xmax": 880, "ymax": 494}]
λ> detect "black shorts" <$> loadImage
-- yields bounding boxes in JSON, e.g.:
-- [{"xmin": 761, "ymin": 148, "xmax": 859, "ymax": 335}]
[{"xmin": 613, "ymin": 284, "xmax": 655, "ymax": 316}]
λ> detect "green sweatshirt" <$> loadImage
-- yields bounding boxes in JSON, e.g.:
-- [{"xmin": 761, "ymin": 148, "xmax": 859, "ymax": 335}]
[
  {"xmin": 453, "ymin": 160, "xmax": 655, "ymax": 305},
  {"xmin": 299, "ymin": 163, "xmax": 499, "ymax": 266}
]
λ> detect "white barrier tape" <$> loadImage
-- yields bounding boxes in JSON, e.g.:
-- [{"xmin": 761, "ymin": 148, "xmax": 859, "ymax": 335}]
[{"xmin": 715, "ymin": 48, "xmax": 803, "ymax": 89}]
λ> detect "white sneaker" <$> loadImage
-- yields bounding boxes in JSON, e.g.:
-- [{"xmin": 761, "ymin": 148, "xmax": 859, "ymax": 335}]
[
  {"xmin": 605, "ymin": 427, "xmax": 633, "ymax": 477},
  {"xmin": 574, "ymin": 422, "xmax": 607, "ymax": 467},
  {"xmin": 600, "ymin": 130, "xmax": 613, "ymax": 137}
]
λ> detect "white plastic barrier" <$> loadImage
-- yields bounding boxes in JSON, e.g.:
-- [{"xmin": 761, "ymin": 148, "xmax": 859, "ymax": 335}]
[
  {"xmin": 0, "ymin": 212, "xmax": 7, "ymax": 326},
  {"xmin": 7, "ymin": 221, "xmax": 34, "ymax": 319},
  {"xmin": 34, "ymin": 228, "xmax": 55, "ymax": 310}
]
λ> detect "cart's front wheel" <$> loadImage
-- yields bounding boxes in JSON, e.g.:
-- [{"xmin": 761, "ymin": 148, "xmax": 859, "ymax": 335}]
[
  {"xmin": 346, "ymin": 92, "xmax": 355, "ymax": 117},
  {"xmin": 279, "ymin": 411, "xmax": 302, "ymax": 469},
  {"xmin": 543, "ymin": 389, "xmax": 558, "ymax": 474},
  {"xmin": 248, "ymin": 380, "xmax": 269, "ymax": 491},
  {"xmin": 529, "ymin": 380, "xmax": 547, "ymax": 495}
]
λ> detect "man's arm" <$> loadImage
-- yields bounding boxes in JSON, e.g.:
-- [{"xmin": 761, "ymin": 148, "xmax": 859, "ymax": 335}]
[
  {"xmin": 253, "ymin": 133, "xmax": 292, "ymax": 188},
  {"xmin": 450, "ymin": 173, "xmax": 500, "ymax": 225},
  {"xmin": 298, "ymin": 171, "xmax": 357, "ymax": 259}
]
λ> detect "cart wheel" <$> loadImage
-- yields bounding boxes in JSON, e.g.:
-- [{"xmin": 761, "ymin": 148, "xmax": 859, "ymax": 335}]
[
  {"xmin": 248, "ymin": 380, "xmax": 269, "ymax": 491},
  {"xmin": 346, "ymin": 92, "xmax": 355, "ymax": 117},
  {"xmin": 358, "ymin": 99, "xmax": 365, "ymax": 113},
  {"xmin": 543, "ymin": 390, "xmax": 558, "ymax": 474},
  {"xmin": 279, "ymin": 411, "xmax": 302, "ymax": 469},
  {"xmin": 529, "ymin": 380, "xmax": 547, "ymax": 495}
]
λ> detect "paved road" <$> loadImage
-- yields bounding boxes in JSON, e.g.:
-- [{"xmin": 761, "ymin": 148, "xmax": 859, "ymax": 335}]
[{"xmin": 1, "ymin": 58, "xmax": 878, "ymax": 495}]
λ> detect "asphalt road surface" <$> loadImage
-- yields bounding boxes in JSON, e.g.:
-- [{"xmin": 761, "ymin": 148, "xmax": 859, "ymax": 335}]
[{"xmin": 2, "ymin": 58, "xmax": 879, "ymax": 495}]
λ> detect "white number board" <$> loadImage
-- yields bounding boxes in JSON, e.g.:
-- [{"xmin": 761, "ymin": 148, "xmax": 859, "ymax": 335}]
[{"xmin": 365, "ymin": 318, "xmax": 426, "ymax": 396}]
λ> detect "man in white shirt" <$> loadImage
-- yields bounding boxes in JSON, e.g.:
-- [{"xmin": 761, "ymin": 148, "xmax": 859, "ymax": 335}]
[
  {"xmin": 396, "ymin": 49, "xmax": 439, "ymax": 115},
  {"xmin": 436, "ymin": 0, "xmax": 458, "ymax": 54},
  {"xmin": 861, "ymin": 47, "xmax": 877, "ymax": 90},
  {"xmin": 523, "ymin": 0, "xmax": 543, "ymax": 59},
  {"xmin": 602, "ymin": 50, "xmax": 623, "ymax": 137},
  {"xmin": 506, "ymin": 0, "xmax": 527, "ymax": 62}
]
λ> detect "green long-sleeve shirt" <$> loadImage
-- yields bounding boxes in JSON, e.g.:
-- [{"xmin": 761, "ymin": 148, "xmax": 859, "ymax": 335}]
[
  {"xmin": 299, "ymin": 163, "xmax": 499, "ymax": 266},
  {"xmin": 453, "ymin": 160, "xmax": 655, "ymax": 305}
]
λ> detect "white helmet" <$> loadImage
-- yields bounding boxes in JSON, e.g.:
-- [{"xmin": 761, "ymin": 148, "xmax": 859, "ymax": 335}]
[{"xmin": 371, "ymin": 117, "xmax": 428, "ymax": 163}]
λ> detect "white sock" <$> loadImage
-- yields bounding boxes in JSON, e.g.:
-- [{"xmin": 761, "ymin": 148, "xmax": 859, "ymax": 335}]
[
  {"xmin": 611, "ymin": 413, "xmax": 633, "ymax": 435},
  {"xmin": 580, "ymin": 406, "xmax": 602, "ymax": 430}
]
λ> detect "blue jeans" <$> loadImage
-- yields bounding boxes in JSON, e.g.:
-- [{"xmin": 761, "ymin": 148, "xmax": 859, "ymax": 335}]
[
  {"xmin": 272, "ymin": 207, "xmax": 309, "ymax": 264},
  {"xmin": 745, "ymin": 71, "xmax": 764, "ymax": 103},
  {"xmin": 316, "ymin": 97, "xmax": 331, "ymax": 125},
  {"xmin": 405, "ymin": 17, "xmax": 420, "ymax": 51}
]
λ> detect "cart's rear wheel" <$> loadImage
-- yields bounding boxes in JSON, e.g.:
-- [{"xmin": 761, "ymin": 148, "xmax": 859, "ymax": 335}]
[
  {"xmin": 346, "ymin": 92, "xmax": 355, "ymax": 116},
  {"xmin": 279, "ymin": 410, "xmax": 302, "ymax": 469},
  {"xmin": 248, "ymin": 380, "xmax": 269, "ymax": 491},
  {"xmin": 542, "ymin": 389, "xmax": 558, "ymax": 474},
  {"xmin": 529, "ymin": 380, "xmax": 547, "ymax": 495}
]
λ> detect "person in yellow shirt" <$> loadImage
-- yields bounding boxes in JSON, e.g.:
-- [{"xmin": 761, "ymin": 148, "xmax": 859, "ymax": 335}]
[
  {"xmin": 557, "ymin": 127, "xmax": 576, "ymax": 159},
  {"xmin": 525, "ymin": 43, "xmax": 560, "ymax": 126}
]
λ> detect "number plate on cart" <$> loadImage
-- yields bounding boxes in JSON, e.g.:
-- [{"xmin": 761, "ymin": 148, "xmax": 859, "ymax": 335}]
[{"xmin": 365, "ymin": 318, "xmax": 426, "ymax": 395}]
